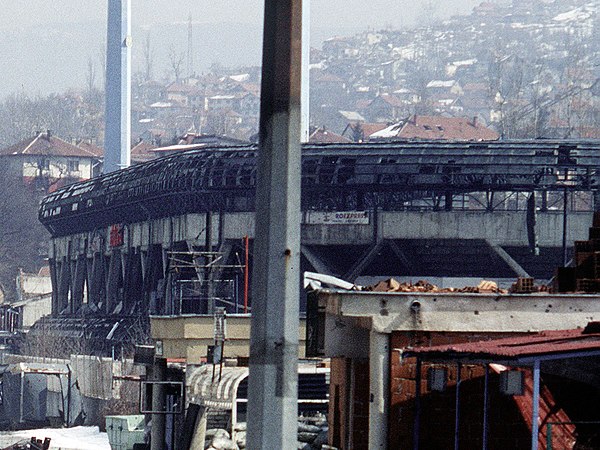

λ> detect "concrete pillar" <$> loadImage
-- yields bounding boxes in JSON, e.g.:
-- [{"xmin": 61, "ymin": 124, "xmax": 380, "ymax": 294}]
[
  {"xmin": 49, "ymin": 260, "xmax": 59, "ymax": 316},
  {"xmin": 247, "ymin": 0, "xmax": 302, "ymax": 448},
  {"xmin": 369, "ymin": 330, "xmax": 390, "ymax": 450},
  {"xmin": 57, "ymin": 259, "xmax": 71, "ymax": 314},
  {"xmin": 71, "ymin": 257, "xmax": 87, "ymax": 313},
  {"xmin": 149, "ymin": 357, "xmax": 167, "ymax": 450}
]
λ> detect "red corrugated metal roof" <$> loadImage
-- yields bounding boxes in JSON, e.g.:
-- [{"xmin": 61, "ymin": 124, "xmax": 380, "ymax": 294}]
[{"xmin": 405, "ymin": 328, "xmax": 600, "ymax": 360}]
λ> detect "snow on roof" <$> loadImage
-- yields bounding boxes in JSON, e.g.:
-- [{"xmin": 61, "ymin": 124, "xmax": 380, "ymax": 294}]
[
  {"xmin": 427, "ymin": 80, "xmax": 456, "ymax": 88},
  {"xmin": 451, "ymin": 58, "xmax": 477, "ymax": 66},
  {"xmin": 370, "ymin": 122, "xmax": 404, "ymax": 139},
  {"xmin": 339, "ymin": 110, "xmax": 365, "ymax": 122},
  {"xmin": 553, "ymin": 6, "xmax": 594, "ymax": 23},
  {"xmin": 209, "ymin": 95, "xmax": 236, "ymax": 100},
  {"xmin": 229, "ymin": 73, "xmax": 250, "ymax": 83},
  {"xmin": 150, "ymin": 102, "xmax": 173, "ymax": 108}
]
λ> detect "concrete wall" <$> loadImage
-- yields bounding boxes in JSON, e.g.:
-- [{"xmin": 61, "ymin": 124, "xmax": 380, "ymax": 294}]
[
  {"xmin": 50, "ymin": 210, "xmax": 593, "ymax": 258},
  {"xmin": 380, "ymin": 210, "xmax": 591, "ymax": 246},
  {"xmin": 151, "ymin": 315, "xmax": 307, "ymax": 361},
  {"xmin": 20, "ymin": 297, "xmax": 52, "ymax": 328}
]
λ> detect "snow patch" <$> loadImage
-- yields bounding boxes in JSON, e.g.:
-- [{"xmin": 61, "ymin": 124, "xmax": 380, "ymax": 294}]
[{"xmin": 0, "ymin": 426, "xmax": 110, "ymax": 450}]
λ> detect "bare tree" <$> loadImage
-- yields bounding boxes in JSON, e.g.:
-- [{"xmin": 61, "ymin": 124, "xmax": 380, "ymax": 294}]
[
  {"xmin": 169, "ymin": 45, "xmax": 186, "ymax": 81},
  {"xmin": 0, "ymin": 168, "xmax": 48, "ymax": 300},
  {"xmin": 86, "ymin": 57, "xmax": 97, "ymax": 96},
  {"xmin": 143, "ymin": 32, "xmax": 154, "ymax": 81}
]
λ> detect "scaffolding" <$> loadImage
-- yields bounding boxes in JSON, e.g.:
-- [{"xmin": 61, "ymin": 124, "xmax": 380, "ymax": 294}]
[{"xmin": 168, "ymin": 250, "xmax": 246, "ymax": 315}]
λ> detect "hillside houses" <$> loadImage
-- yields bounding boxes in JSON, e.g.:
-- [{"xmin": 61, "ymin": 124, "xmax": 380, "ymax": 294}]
[
  {"xmin": 0, "ymin": 131, "xmax": 101, "ymax": 192},
  {"xmin": 305, "ymin": 0, "xmax": 600, "ymax": 140},
  {"xmin": 118, "ymin": 0, "xmax": 600, "ymax": 144},
  {"xmin": 131, "ymin": 71, "xmax": 261, "ymax": 143}
]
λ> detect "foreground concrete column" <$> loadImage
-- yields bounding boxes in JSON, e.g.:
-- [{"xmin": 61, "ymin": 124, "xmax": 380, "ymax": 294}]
[
  {"xmin": 149, "ymin": 357, "xmax": 166, "ymax": 450},
  {"xmin": 247, "ymin": 0, "xmax": 303, "ymax": 448},
  {"xmin": 369, "ymin": 330, "xmax": 390, "ymax": 450}
]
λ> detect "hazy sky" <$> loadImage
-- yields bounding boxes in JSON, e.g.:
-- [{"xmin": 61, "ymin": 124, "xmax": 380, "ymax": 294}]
[
  {"xmin": 0, "ymin": 0, "xmax": 482, "ymax": 96},
  {"xmin": 1, "ymin": 0, "xmax": 481, "ymax": 30}
]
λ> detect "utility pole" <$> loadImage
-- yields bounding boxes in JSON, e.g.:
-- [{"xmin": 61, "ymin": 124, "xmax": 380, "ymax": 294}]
[
  {"xmin": 246, "ymin": 0, "xmax": 302, "ymax": 448},
  {"xmin": 104, "ymin": 0, "xmax": 131, "ymax": 173},
  {"xmin": 301, "ymin": 0, "xmax": 310, "ymax": 142}
]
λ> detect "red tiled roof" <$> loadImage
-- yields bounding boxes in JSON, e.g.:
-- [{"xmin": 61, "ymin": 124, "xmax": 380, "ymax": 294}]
[
  {"xmin": 131, "ymin": 140, "xmax": 158, "ymax": 162},
  {"xmin": 378, "ymin": 93, "xmax": 405, "ymax": 108},
  {"xmin": 76, "ymin": 140, "xmax": 103, "ymax": 157},
  {"xmin": 309, "ymin": 128, "xmax": 353, "ymax": 144},
  {"xmin": 372, "ymin": 115, "xmax": 499, "ymax": 141},
  {"xmin": 0, "ymin": 132, "xmax": 99, "ymax": 158},
  {"xmin": 361, "ymin": 123, "xmax": 388, "ymax": 136},
  {"xmin": 405, "ymin": 327, "xmax": 600, "ymax": 360}
]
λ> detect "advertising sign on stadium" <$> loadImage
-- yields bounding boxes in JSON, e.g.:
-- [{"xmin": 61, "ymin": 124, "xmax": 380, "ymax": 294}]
[{"xmin": 305, "ymin": 211, "xmax": 369, "ymax": 225}]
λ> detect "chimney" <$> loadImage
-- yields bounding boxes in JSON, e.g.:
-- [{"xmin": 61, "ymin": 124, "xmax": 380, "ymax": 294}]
[
  {"xmin": 412, "ymin": 114, "xmax": 418, "ymax": 125},
  {"xmin": 46, "ymin": 129, "xmax": 52, "ymax": 139},
  {"xmin": 471, "ymin": 116, "xmax": 478, "ymax": 127}
]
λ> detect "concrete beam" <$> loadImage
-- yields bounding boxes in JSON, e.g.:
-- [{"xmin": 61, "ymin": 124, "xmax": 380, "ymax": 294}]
[
  {"xmin": 488, "ymin": 242, "xmax": 531, "ymax": 278},
  {"xmin": 344, "ymin": 241, "xmax": 384, "ymax": 281},
  {"xmin": 319, "ymin": 290, "xmax": 600, "ymax": 334},
  {"xmin": 301, "ymin": 245, "xmax": 335, "ymax": 275}
]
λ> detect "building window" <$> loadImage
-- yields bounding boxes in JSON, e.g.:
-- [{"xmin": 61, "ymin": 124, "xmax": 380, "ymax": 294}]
[{"xmin": 68, "ymin": 160, "xmax": 79, "ymax": 172}]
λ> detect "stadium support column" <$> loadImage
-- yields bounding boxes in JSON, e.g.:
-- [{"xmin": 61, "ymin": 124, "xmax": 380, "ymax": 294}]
[
  {"xmin": 104, "ymin": 0, "xmax": 132, "ymax": 173},
  {"xmin": 247, "ymin": 0, "xmax": 302, "ymax": 448}
]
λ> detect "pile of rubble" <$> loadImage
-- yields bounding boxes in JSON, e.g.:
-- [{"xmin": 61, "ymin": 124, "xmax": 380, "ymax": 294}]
[
  {"xmin": 364, "ymin": 278, "xmax": 508, "ymax": 294},
  {"xmin": 204, "ymin": 414, "xmax": 328, "ymax": 450}
]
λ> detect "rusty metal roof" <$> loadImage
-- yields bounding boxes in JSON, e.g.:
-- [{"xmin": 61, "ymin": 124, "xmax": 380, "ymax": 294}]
[{"xmin": 404, "ymin": 327, "xmax": 600, "ymax": 362}]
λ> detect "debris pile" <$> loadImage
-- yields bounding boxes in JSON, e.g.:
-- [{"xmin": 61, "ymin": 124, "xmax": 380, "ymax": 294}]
[
  {"xmin": 205, "ymin": 414, "xmax": 328, "ymax": 450},
  {"xmin": 364, "ymin": 278, "xmax": 507, "ymax": 294}
]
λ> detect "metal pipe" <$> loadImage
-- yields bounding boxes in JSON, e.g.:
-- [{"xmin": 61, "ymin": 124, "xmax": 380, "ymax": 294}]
[
  {"xmin": 413, "ymin": 357, "xmax": 422, "ymax": 450},
  {"xmin": 205, "ymin": 211, "xmax": 213, "ymax": 314},
  {"xmin": 482, "ymin": 364, "xmax": 489, "ymax": 450},
  {"xmin": 244, "ymin": 235, "xmax": 249, "ymax": 313},
  {"xmin": 563, "ymin": 188, "xmax": 568, "ymax": 266},
  {"xmin": 454, "ymin": 362, "xmax": 462, "ymax": 450},
  {"xmin": 301, "ymin": 0, "xmax": 310, "ymax": 142},
  {"xmin": 532, "ymin": 361, "xmax": 541, "ymax": 450},
  {"xmin": 246, "ymin": 0, "xmax": 302, "ymax": 447}
]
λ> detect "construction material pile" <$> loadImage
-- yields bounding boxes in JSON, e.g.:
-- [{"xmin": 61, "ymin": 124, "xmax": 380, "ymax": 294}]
[
  {"xmin": 364, "ymin": 278, "xmax": 508, "ymax": 294},
  {"xmin": 509, "ymin": 277, "xmax": 549, "ymax": 294},
  {"xmin": 556, "ymin": 212, "xmax": 600, "ymax": 293}
]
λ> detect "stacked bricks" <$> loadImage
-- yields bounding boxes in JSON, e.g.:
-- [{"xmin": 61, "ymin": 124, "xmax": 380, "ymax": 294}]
[
  {"xmin": 512, "ymin": 277, "xmax": 535, "ymax": 293},
  {"xmin": 557, "ymin": 211, "xmax": 600, "ymax": 293}
]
